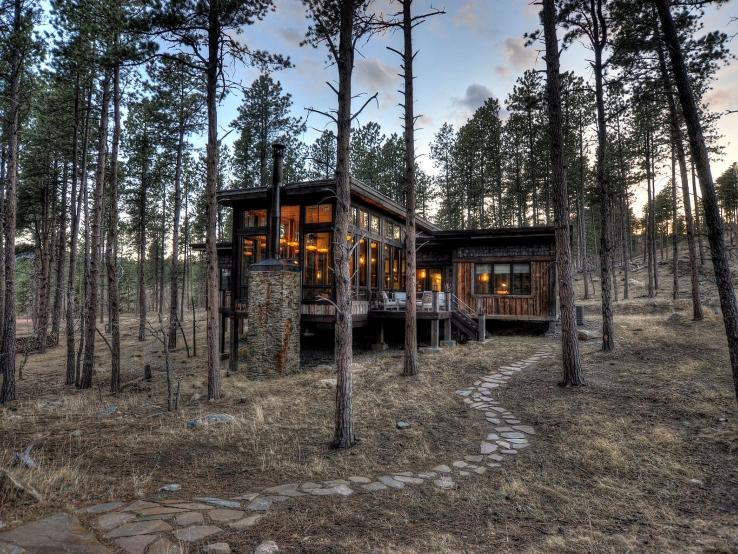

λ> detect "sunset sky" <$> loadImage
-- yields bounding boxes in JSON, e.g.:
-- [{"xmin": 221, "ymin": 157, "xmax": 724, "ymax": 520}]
[{"xmin": 216, "ymin": 0, "xmax": 738, "ymax": 216}]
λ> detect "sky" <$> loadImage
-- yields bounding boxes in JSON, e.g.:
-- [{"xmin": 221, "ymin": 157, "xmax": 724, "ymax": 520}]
[{"xmin": 208, "ymin": 1, "xmax": 738, "ymax": 216}]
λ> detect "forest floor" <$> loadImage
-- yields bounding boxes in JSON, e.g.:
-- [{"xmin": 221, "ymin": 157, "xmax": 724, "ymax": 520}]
[{"xmin": 1, "ymin": 260, "xmax": 737, "ymax": 553}]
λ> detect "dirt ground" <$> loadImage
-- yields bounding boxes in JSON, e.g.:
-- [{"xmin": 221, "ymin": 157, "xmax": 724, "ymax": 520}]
[{"xmin": 1, "ymin": 259, "xmax": 738, "ymax": 553}]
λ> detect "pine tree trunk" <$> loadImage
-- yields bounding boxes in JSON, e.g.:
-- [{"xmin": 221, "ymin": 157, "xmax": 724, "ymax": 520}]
[
  {"xmin": 138, "ymin": 129, "xmax": 148, "ymax": 343},
  {"xmin": 0, "ymin": 0, "xmax": 23, "ymax": 403},
  {"xmin": 671, "ymin": 143, "xmax": 679, "ymax": 300},
  {"xmin": 169, "ymin": 123, "xmax": 185, "ymax": 349},
  {"xmin": 402, "ymin": 0, "xmax": 417, "ymax": 377},
  {"xmin": 655, "ymin": 0, "xmax": 738, "ymax": 402},
  {"xmin": 79, "ymin": 72, "xmax": 112, "ymax": 390},
  {"xmin": 52, "ymin": 158, "xmax": 68, "ymax": 341},
  {"xmin": 205, "ymin": 2, "xmax": 221, "ymax": 400},
  {"xmin": 0, "ymin": 146, "xmax": 6, "ymax": 348},
  {"xmin": 333, "ymin": 0, "xmax": 356, "ymax": 449},
  {"xmin": 107, "ymin": 63, "xmax": 122, "ymax": 394},
  {"xmin": 543, "ymin": 0, "xmax": 584, "ymax": 386},
  {"xmin": 592, "ymin": 0, "xmax": 614, "ymax": 352}
]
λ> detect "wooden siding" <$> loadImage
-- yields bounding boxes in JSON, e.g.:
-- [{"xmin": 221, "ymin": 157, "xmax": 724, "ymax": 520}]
[{"xmin": 455, "ymin": 261, "xmax": 555, "ymax": 320}]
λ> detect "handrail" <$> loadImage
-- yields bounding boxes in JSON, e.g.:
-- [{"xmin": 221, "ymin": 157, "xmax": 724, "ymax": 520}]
[{"xmin": 450, "ymin": 293, "xmax": 477, "ymax": 319}]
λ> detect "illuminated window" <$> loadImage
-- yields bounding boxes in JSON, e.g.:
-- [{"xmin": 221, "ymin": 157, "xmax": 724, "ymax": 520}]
[
  {"xmin": 474, "ymin": 264, "xmax": 492, "ymax": 295},
  {"xmin": 370, "ymin": 240, "xmax": 379, "ymax": 288},
  {"xmin": 393, "ymin": 248, "xmax": 401, "ymax": 290},
  {"xmin": 393, "ymin": 225, "xmax": 401, "ymax": 241},
  {"xmin": 279, "ymin": 206, "xmax": 300, "ymax": 259},
  {"xmin": 356, "ymin": 210, "xmax": 369, "ymax": 230},
  {"xmin": 358, "ymin": 238, "xmax": 367, "ymax": 287},
  {"xmin": 240, "ymin": 236, "xmax": 266, "ymax": 298},
  {"xmin": 243, "ymin": 209, "xmax": 267, "ymax": 228},
  {"xmin": 417, "ymin": 268, "xmax": 427, "ymax": 293},
  {"xmin": 430, "ymin": 269, "xmax": 443, "ymax": 292},
  {"xmin": 494, "ymin": 264, "xmax": 511, "ymax": 295},
  {"xmin": 370, "ymin": 215, "xmax": 380, "ymax": 234},
  {"xmin": 305, "ymin": 204, "xmax": 333, "ymax": 224},
  {"xmin": 304, "ymin": 233, "xmax": 331, "ymax": 286},
  {"xmin": 384, "ymin": 244, "xmax": 391, "ymax": 289}
]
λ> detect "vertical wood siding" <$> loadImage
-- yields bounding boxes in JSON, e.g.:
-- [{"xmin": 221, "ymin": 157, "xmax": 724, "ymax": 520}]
[{"xmin": 455, "ymin": 261, "xmax": 554, "ymax": 320}]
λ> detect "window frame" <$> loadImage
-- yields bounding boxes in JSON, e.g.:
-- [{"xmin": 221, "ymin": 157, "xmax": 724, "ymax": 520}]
[{"xmin": 473, "ymin": 262, "xmax": 532, "ymax": 297}]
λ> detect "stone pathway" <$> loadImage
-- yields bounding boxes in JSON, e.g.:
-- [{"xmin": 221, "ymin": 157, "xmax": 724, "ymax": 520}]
[{"xmin": 0, "ymin": 342, "xmax": 556, "ymax": 554}]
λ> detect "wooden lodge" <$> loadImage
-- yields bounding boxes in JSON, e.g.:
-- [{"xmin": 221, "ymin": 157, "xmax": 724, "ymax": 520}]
[{"xmin": 209, "ymin": 150, "xmax": 559, "ymax": 375}]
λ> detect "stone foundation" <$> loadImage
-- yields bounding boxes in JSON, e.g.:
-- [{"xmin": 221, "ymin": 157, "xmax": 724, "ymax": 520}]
[{"xmin": 245, "ymin": 260, "xmax": 301, "ymax": 378}]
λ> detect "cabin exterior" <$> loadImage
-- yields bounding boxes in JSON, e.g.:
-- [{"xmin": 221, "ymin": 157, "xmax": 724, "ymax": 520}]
[{"xmin": 209, "ymin": 148, "xmax": 558, "ymax": 377}]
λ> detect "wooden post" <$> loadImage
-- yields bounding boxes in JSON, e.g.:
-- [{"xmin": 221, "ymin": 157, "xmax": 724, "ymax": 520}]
[
  {"xmin": 441, "ymin": 317, "xmax": 456, "ymax": 348},
  {"xmin": 372, "ymin": 320, "xmax": 388, "ymax": 351},
  {"xmin": 430, "ymin": 319, "xmax": 440, "ymax": 350},
  {"xmin": 229, "ymin": 313, "xmax": 239, "ymax": 373},
  {"xmin": 478, "ymin": 313, "xmax": 486, "ymax": 343}
]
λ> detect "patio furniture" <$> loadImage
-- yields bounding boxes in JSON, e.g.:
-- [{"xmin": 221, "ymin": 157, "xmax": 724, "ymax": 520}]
[
  {"xmin": 419, "ymin": 291, "xmax": 433, "ymax": 311},
  {"xmin": 377, "ymin": 290, "xmax": 399, "ymax": 310},
  {"xmin": 394, "ymin": 291, "xmax": 407, "ymax": 308}
]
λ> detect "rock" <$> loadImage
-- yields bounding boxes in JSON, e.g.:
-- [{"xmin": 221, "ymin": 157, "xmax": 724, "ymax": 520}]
[
  {"xmin": 207, "ymin": 509, "xmax": 245, "ymax": 523},
  {"xmin": 432, "ymin": 465, "xmax": 452, "ymax": 473},
  {"xmin": 689, "ymin": 478, "xmax": 703, "ymax": 486},
  {"xmin": 195, "ymin": 497, "xmax": 241, "ymax": 509},
  {"xmin": 396, "ymin": 421, "xmax": 411, "ymax": 430},
  {"xmin": 433, "ymin": 477, "xmax": 455, "ymax": 490},
  {"xmin": 361, "ymin": 482, "xmax": 387, "ymax": 492},
  {"xmin": 97, "ymin": 405, "xmax": 118, "ymax": 418},
  {"xmin": 231, "ymin": 493, "xmax": 260, "ymax": 501},
  {"xmin": 147, "ymin": 537, "xmax": 182, "ymax": 554},
  {"xmin": 159, "ymin": 483, "xmax": 181, "ymax": 493},
  {"xmin": 78, "ymin": 501, "xmax": 124, "ymax": 514},
  {"xmin": 247, "ymin": 497, "xmax": 273, "ymax": 512},
  {"xmin": 187, "ymin": 414, "xmax": 236, "ymax": 429},
  {"xmin": 480, "ymin": 442, "xmax": 497, "ymax": 455},
  {"xmin": 10, "ymin": 446, "xmax": 37, "ymax": 470},
  {"xmin": 229, "ymin": 515, "xmax": 262, "ymax": 530},
  {"xmin": 0, "ymin": 470, "xmax": 42, "ymax": 505},
  {"xmin": 122, "ymin": 500, "xmax": 160, "ymax": 513},
  {"xmin": 377, "ymin": 476, "xmax": 405, "ymax": 489},
  {"xmin": 255, "ymin": 540, "xmax": 279, "ymax": 554},
  {"xmin": 0, "ymin": 513, "xmax": 109, "ymax": 553},
  {"xmin": 174, "ymin": 512, "xmax": 204, "ymax": 527},
  {"xmin": 94, "ymin": 512, "xmax": 135, "ymax": 531},
  {"xmin": 113, "ymin": 534, "xmax": 158, "ymax": 554},
  {"xmin": 172, "ymin": 525, "xmax": 222, "ymax": 543},
  {"xmin": 464, "ymin": 455, "xmax": 483, "ymax": 463},
  {"xmin": 393, "ymin": 475, "xmax": 424, "ymax": 485},
  {"xmin": 105, "ymin": 520, "xmax": 172, "ymax": 539},
  {"xmin": 202, "ymin": 543, "xmax": 231, "ymax": 554},
  {"xmin": 317, "ymin": 379, "xmax": 337, "ymax": 389},
  {"xmin": 577, "ymin": 329, "xmax": 599, "ymax": 341},
  {"xmin": 348, "ymin": 476, "xmax": 371, "ymax": 484}
]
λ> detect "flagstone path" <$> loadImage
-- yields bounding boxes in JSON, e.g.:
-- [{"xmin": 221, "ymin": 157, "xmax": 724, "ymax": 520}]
[{"xmin": 0, "ymin": 342, "xmax": 556, "ymax": 554}]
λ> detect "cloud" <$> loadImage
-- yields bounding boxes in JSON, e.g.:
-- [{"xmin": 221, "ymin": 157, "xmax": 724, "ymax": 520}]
[
  {"xmin": 277, "ymin": 26, "xmax": 304, "ymax": 46},
  {"xmin": 453, "ymin": 2, "xmax": 496, "ymax": 36},
  {"xmin": 453, "ymin": 83, "xmax": 494, "ymax": 112},
  {"xmin": 502, "ymin": 37, "xmax": 537, "ymax": 70},
  {"xmin": 356, "ymin": 58, "xmax": 398, "ymax": 91},
  {"xmin": 705, "ymin": 87, "xmax": 738, "ymax": 110}
]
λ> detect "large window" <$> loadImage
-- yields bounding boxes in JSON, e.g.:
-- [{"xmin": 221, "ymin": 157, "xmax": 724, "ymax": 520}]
[
  {"xmin": 279, "ymin": 205, "xmax": 300, "ymax": 259},
  {"xmin": 243, "ymin": 209, "xmax": 267, "ymax": 229},
  {"xmin": 240, "ymin": 236, "xmax": 266, "ymax": 299},
  {"xmin": 358, "ymin": 238, "xmax": 367, "ymax": 287},
  {"xmin": 306, "ymin": 204, "xmax": 332, "ymax": 224},
  {"xmin": 474, "ymin": 263, "xmax": 531, "ymax": 296},
  {"xmin": 304, "ymin": 232, "xmax": 331, "ymax": 286},
  {"xmin": 370, "ymin": 241, "xmax": 379, "ymax": 288},
  {"xmin": 370, "ymin": 215, "xmax": 381, "ymax": 235}
]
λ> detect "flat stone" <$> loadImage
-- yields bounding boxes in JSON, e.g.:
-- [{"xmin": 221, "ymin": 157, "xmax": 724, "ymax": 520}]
[
  {"xmin": 174, "ymin": 512, "xmax": 204, "ymax": 526},
  {"xmin": 513, "ymin": 425, "xmax": 536, "ymax": 435},
  {"xmin": 123, "ymin": 500, "xmax": 159, "ymax": 512},
  {"xmin": 94, "ymin": 512, "xmax": 135, "ymax": 531},
  {"xmin": 147, "ymin": 537, "xmax": 182, "ymax": 554},
  {"xmin": 432, "ymin": 465, "xmax": 452, "ymax": 473},
  {"xmin": 106, "ymin": 520, "xmax": 172, "ymax": 539},
  {"xmin": 186, "ymin": 413, "xmax": 236, "ymax": 429},
  {"xmin": 171, "ymin": 503, "xmax": 214, "ymax": 511},
  {"xmin": 78, "ymin": 501, "xmax": 124, "ymax": 515},
  {"xmin": 458, "ymin": 471, "xmax": 471, "ymax": 477},
  {"xmin": 501, "ymin": 432, "xmax": 526, "ymax": 439},
  {"xmin": 501, "ymin": 449, "xmax": 518, "ymax": 455},
  {"xmin": 208, "ymin": 509, "xmax": 245, "ymax": 523},
  {"xmin": 464, "ymin": 455, "xmax": 484, "ymax": 463},
  {"xmin": 497, "ymin": 441, "xmax": 511, "ymax": 449},
  {"xmin": 159, "ymin": 484, "xmax": 181, "ymax": 493},
  {"xmin": 229, "ymin": 515, "xmax": 263, "ymax": 530},
  {"xmin": 255, "ymin": 540, "xmax": 279, "ymax": 554},
  {"xmin": 377, "ymin": 476, "xmax": 405, "ymax": 489},
  {"xmin": 323, "ymin": 479, "xmax": 350, "ymax": 487},
  {"xmin": 265, "ymin": 495, "xmax": 289, "ymax": 503},
  {"xmin": 393, "ymin": 475, "xmax": 424, "ymax": 485},
  {"xmin": 309, "ymin": 485, "xmax": 352, "ymax": 497},
  {"xmin": 487, "ymin": 462, "xmax": 501, "ymax": 468},
  {"xmin": 113, "ymin": 535, "xmax": 158, "ymax": 554},
  {"xmin": 417, "ymin": 472, "xmax": 437, "ymax": 479},
  {"xmin": 361, "ymin": 482, "xmax": 388, "ymax": 492},
  {"xmin": 433, "ymin": 477, "xmax": 455, "ymax": 490},
  {"xmin": 480, "ymin": 442, "xmax": 498, "ymax": 455},
  {"xmin": 247, "ymin": 497, "xmax": 273, "ymax": 512},
  {"xmin": 396, "ymin": 421, "xmax": 411, "ymax": 430},
  {"xmin": 202, "ymin": 543, "xmax": 231, "ymax": 554},
  {"xmin": 0, "ymin": 514, "xmax": 110, "ymax": 553},
  {"xmin": 452, "ymin": 461, "xmax": 468, "ymax": 468},
  {"xmin": 196, "ymin": 497, "xmax": 241, "ymax": 509},
  {"xmin": 473, "ymin": 467, "xmax": 487, "ymax": 475},
  {"xmin": 488, "ymin": 454, "xmax": 504, "ymax": 462},
  {"xmin": 348, "ymin": 476, "xmax": 372, "ymax": 484},
  {"xmin": 231, "ymin": 493, "xmax": 260, "ymax": 501},
  {"xmin": 300, "ymin": 482, "xmax": 322, "ymax": 491},
  {"xmin": 136, "ymin": 507, "xmax": 185, "ymax": 517},
  {"xmin": 173, "ymin": 525, "xmax": 222, "ymax": 543},
  {"xmin": 486, "ymin": 418, "xmax": 501, "ymax": 425}
]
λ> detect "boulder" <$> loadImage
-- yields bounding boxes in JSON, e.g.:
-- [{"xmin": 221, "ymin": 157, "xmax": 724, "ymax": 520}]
[
  {"xmin": 187, "ymin": 414, "xmax": 236, "ymax": 429},
  {"xmin": 0, "ymin": 470, "xmax": 42, "ymax": 505}
]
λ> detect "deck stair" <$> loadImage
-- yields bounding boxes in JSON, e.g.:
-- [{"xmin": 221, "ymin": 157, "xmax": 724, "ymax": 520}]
[{"xmin": 450, "ymin": 294, "xmax": 490, "ymax": 341}]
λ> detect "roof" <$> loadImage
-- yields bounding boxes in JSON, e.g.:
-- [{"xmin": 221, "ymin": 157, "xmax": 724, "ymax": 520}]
[
  {"xmin": 217, "ymin": 177, "xmax": 439, "ymax": 234},
  {"xmin": 424, "ymin": 226, "xmax": 557, "ymax": 242}
]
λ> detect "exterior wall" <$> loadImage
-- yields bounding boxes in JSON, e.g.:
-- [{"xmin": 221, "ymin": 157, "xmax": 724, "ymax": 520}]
[
  {"xmin": 245, "ymin": 266, "xmax": 301, "ymax": 378},
  {"xmin": 455, "ymin": 260, "xmax": 555, "ymax": 320}
]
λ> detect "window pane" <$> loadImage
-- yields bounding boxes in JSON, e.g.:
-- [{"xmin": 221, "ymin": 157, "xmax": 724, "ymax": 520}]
[
  {"xmin": 305, "ymin": 204, "xmax": 332, "ymax": 224},
  {"xmin": 319, "ymin": 204, "xmax": 332, "ymax": 222},
  {"xmin": 475, "ymin": 264, "xmax": 492, "ymax": 295},
  {"xmin": 279, "ymin": 206, "xmax": 300, "ymax": 259},
  {"xmin": 241, "ymin": 236, "xmax": 266, "ymax": 298},
  {"xmin": 304, "ymin": 232, "xmax": 331, "ymax": 286},
  {"xmin": 417, "ymin": 268, "xmax": 427, "ymax": 293},
  {"xmin": 243, "ymin": 209, "xmax": 267, "ymax": 228},
  {"xmin": 370, "ymin": 241, "xmax": 379, "ymax": 288},
  {"xmin": 512, "ymin": 263, "xmax": 531, "ymax": 295},
  {"xmin": 393, "ymin": 225, "xmax": 401, "ymax": 241},
  {"xmin": 359, "ymin": 210, "xmax": 369, "ymax": 230},
  {"xmin": 358, "ymin": 239, "xmax": 367, "ymax": 287},
  {"xmin": 494, "ymin": 264, "xmax": 511, "ymax": 295},
  {"xmin": 384, "ymin": 222, "xmax": 394, "ymax": 240},
  {"xmin": 393, "ymin": 248, "xmax": 401, "ymax": 290},
  {"xmin": 370, "ymin": 215, "xmax": 380, "ymax": 234},
  {"xmin": 383, "ymin": 244, "xmax": 391, "ymax": 289},
  {"xmin": 430, "ymin": 269, "xmax": 443, "ymax": 292}
]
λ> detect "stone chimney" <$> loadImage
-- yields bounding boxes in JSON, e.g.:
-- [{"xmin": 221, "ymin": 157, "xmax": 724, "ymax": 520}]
[{"xmin": 245, "ymin": 144, "xmax": 301, "ymax": 378}]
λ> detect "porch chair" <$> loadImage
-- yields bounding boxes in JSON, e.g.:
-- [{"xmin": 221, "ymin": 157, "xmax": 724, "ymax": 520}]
[
  {"xmin": 419, "ymin": 291, "xmax": 434, "ymax": 311},
  {"xmin": 394, "ymin": 291, "xmax": 407, "ymax": 309},
  {"xmin": 378, "ymin": 291, "xmax": 399, "ymax": 310}
]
